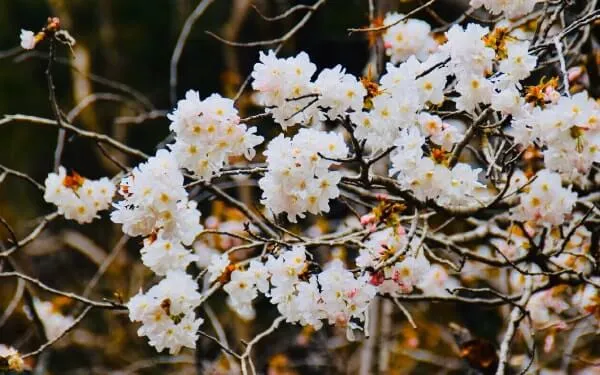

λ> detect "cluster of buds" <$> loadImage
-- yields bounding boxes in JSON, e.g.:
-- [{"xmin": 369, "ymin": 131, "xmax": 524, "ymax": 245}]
[
  {"xmin": 360, "ymin": 197, "xmax": 406, "ymax": 232},
  {"xmin": 62, "ymin": 170, "xmax": 85, "ymax": 191},
  {"xmin": 19, "ymin": 17, "xmax": 59, "ymax": 50},
  {"xmin": 525, "ymin": 77, "xmax": 560, "ymax": 107},
  {"xmin": 482, "ymin": 27, "xmax": 514, "ymax": 60},
  {"xmin": 20, "ymin": 17, "xmax": 75, "ymax": 51}
]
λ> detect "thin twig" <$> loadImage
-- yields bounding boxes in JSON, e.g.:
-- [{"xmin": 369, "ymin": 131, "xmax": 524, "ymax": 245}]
[
  {"xmin": 206, "ymin": 0, "xmax": 326, "ymax": 48},
  {"xmin": 496, "ymin": 277, "xmax": 534, "ymax": 375},
  {"xmin": 0, "ymin": 164, "xmax": 45, "ymax": 192},
  {"xmin": 0, "ymin": 271, "xmax": 126, "ymax": 309},
  {"xmin": 240, "ymin": 316, "xmax": 285, "ymax": 375},
  {"xmin": 348, "ymin": 0, "xmax": 437, "ymax": 33},
  {"xmin": 23, "ymin": 305, "xmax": 93, "ymax": 358},
  {"xmin": 392, "ymin": 297, "xmax": 417, "ymax": 329},
  {"xmin": 170, "ymin": 0, "xmax": 217, "ymax": 104},
  {"xmin": 82, "ymin": 235, "xmax": 129, "ymax": 299},
  {"xmin": 0, "ymin": 114, "xmax": 149, "ymax": 159},
  {"xmin": 0, "ymin": 212, "xmax": 59, "ymax": 258},
  {"xmin": 251, "ymin": 3, "xmax": 315, "ymax": 22},
  {"xmin": 46, "ymin": 39, "xmax": 67, "ymax": 172},
  {"xmin": 205, "ymin": 184, "xmax": 277, "ymax": 238},
  {"xmin": 0, "ymin": 276, "xmax": 25, "ymax": 328}
]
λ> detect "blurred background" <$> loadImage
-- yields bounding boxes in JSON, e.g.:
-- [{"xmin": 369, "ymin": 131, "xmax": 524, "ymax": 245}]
[{"xmin": 0, "ymin": 1, "xmax": 508, "ymax": 374}]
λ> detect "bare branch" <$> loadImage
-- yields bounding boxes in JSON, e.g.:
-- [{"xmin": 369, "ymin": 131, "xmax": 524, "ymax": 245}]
[
  {"xmin": 0, "ymin": 114, "xmax": 149, "ymax": 159},
  {"xmin": 348, "ymin": 0, "xmax": 437, "ymax": 33},
  {"xmin": 0, "ymin": 212, "xmax": 59, "ymax": 258},
  {"xmin": 23, "ymin": 305, "xmax": 93, "ymax": 359},
  {"xmin": 169, "ymin": 0, "xmax": 217, "ymax": 104},
  {"xmin": 0, "ymin": 271, "xmax": 126, "ymax": 309},
  {"xmin": 206, "ymin": 0, "xmax": 326, "ymax": 48}
]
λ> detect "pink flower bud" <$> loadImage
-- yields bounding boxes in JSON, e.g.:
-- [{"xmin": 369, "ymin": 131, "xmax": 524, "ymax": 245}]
[
  {"xmin": 568, "ymin": 67, "xmax": 583, "ymax": 83},
  {"xmin": 360, "ymin": 213, "xmax": 376, "ymax": 226}
]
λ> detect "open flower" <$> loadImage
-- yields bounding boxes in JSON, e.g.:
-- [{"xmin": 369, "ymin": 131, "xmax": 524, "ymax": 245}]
[{"xmin": 20, "ymin": 29, "xmax": 37, "ymax": 49}]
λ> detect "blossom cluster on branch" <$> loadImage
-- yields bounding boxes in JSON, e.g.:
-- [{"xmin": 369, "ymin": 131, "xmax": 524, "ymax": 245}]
[{"xmin": 4, "ymin": 1, "xmax": 600, "ymax": 374}]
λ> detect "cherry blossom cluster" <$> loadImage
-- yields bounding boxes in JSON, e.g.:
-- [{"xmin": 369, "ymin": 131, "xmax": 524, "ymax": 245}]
[
  {"xmin": 356, "ymin": 226, "xmax": 409, "ymax": 271},
  {"xmin": 221, "ymin": 246, "xmax": 377, "ymax": 339},
  {"xmin": 381, "ymin": 12, "xmax": 438, "ymax": 63},
  {"xmin": 470, "ymin": 0, "xmax": 539, "ymax": 19},
  {"xmin": 357, "ymin": 226, "xmax": 458, "ymax": 297},
  {"xmin": 259, "ymin": 128, "xmax": 348, "ymax": 222},
  {"xmin": 446, "ymin": 24, "xmax": 537, "ymax": 111},
  {"xmin": 246, "ymin": 20, "xmax": 542, "ymax": 213},
  {"xmin": 511, "ymin": 92, "xmax": 600, "ymax": 182},
  {"xmin": 390, "ymin": 127, "xmax": 486, "ymax": 207},
  {"xmin": 15, "ymin": 2, "xmax": 600, "ymax": 371},
  {"xmin": 510, "ymin": 169, "xmax": 577, "ymax": 226},
  {"xmin": 127, "ymin": 270, "xmax": 203, "ymax": 354},
  {"xmin": 111, "ymin": 150, "xmax": 202, "ymax": 249},
  {"xmin": 352, "ymin": 54, "xmax": 453, "ymax": 150},
  {"xmin": 251, "ymin": 50, "xmax": 366, "ymax": 129},
  {"xmin": 111, "ymin": 150, "xmax": 204, "ymax": 352},
  {"xmin": 167, "ymin": 91, "xmax": 263, "ymax": 181},
  {"xmin": 237, "ymin": 17, "xmax": 598, "ymax": 350},
  {"xmin": 43, "ymin": 167, "xmax": 115, "ymax": 224}
]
